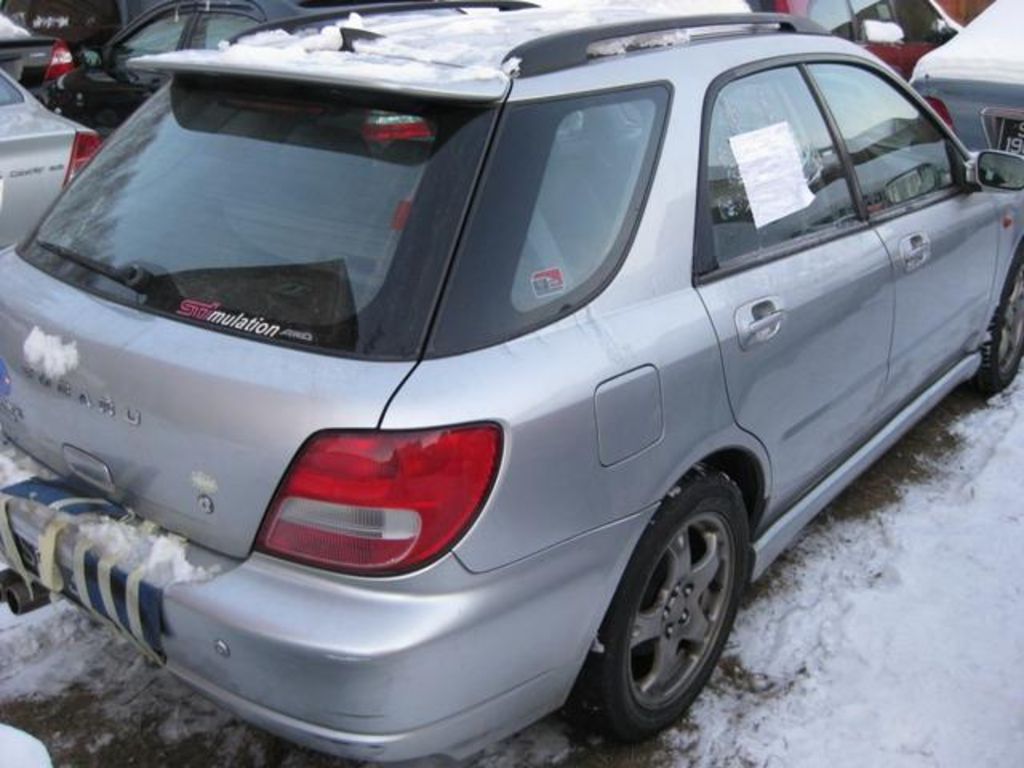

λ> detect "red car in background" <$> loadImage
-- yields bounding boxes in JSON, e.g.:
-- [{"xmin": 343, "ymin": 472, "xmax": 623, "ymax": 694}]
[{"xmin": 749, "ymin": 0, "xmax": 961, "ymax": 78}]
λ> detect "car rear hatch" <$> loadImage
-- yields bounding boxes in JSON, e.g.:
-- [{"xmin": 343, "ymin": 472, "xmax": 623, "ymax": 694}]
[{"xmin": 0, "ymin": 74, "xmax": 496, "ymax": 558}]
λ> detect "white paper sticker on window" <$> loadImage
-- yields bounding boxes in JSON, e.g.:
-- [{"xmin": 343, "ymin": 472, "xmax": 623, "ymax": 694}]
[{"xmin": 728, "ymin": 121, "xmax": 815, "ymax": 229}]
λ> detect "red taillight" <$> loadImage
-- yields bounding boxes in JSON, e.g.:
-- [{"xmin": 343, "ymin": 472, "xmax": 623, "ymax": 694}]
[
  {"xmin": 361, "ymin": 112, "xmax": 435, "ymax": 143},
  {"xmin": 926, "ymin": 96, "xmax": 954, "ymax": 129},
  {"xmin": 257, "ymin": 425, "xmax": 502, "ymax": 575},
  {"xmin": 44, "ymin": 39, "xmax": 74, "ymax": 81},
  {"xmin": 64, "ymin": 131, "xmax": 102, "ymax": 186}
]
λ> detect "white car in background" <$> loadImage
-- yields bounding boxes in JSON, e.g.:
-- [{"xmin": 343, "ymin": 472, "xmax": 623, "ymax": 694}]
[
  {"xmin": 0, "ymin": 65, "xmax": 100, "ymax": 247},
  {"xmin": 912, "ymin": 0, "xmax": 1023, "ymax": 151}
]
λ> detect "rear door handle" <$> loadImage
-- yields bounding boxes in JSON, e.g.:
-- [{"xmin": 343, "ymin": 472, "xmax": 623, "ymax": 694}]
[
  {"xmin": 899, "ymin": 232, "xmax": 932, "ymax": 273},
  {"xmin": 735, "ymin": 297, "xmax": 785, "ymax": 350}
]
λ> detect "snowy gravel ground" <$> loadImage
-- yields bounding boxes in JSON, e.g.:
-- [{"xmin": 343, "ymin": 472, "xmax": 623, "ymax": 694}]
[{"xmin": 1, "ymin": 383, "xmax": 1023, "ymax": 768}]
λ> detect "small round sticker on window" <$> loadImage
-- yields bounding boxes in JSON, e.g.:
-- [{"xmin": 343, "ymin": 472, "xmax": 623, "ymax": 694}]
[{"xmin": 531, "ymin": 268, "xmax": 565, "ymax": 299}]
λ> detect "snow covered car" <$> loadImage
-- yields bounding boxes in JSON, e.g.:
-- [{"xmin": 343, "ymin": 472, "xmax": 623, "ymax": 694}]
[
  {"xmin": 2, "ymin": 2, "xmax": 1024, "ymax": 764},
  {"xmin": 0, "ymin": 66, "xmax": 100, "ymax": 247},
  {"xmin": 912, "ymin": 0, "xmax": 1022, "ymax": 151}
]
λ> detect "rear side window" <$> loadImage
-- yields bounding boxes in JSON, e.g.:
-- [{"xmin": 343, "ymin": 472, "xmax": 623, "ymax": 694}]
[
  {"xmin": 429, "ymin": 86, "xmax": 667, "ymax": 356},
  {"xmin": 24, "ymin": 79, "xmax": 494, "ymax": 359},
  {"xmin": 810, "ymin": 64, "xmax": 954, "ymax": 213},
  {"xmin": 704, "ymin": 67, "xmax": 857, "ymax": 267}
]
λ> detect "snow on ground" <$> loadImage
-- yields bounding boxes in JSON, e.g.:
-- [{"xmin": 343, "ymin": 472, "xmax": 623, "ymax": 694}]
[
  {"xmin": 913, "ymin": 0, "xmax": 1023, "ymax": 85},
  {"xmin": 0, "ymin": 722, "xmax": 52, "ymax": 768},
  {"xmin": 1, "ymin": 383, "xmax": 1023, "ymax": 767}
]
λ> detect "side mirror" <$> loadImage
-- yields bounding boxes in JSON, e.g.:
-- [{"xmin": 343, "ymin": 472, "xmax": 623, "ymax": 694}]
[
  {"xmin": 862, "ymin": 19, "xmax": 905, "ymax": 45},
  {"xmin": 969, "ymin": 151, "xmax": 1024, "ymax": 192}
]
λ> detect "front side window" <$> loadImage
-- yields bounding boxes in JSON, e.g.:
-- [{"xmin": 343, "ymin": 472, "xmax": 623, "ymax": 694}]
[
  {"xmin": 112, "ymin": 12, "xmax": 189, "ymax": 66},
  {"xmin": 429, "ymin": 86, "xmax": 668, "ymax": 356},
  {"xmin": 704, "ymin": 67, "xmax": 857, "ymax": 267},
  {"xmin": 192, "ymin": 12, "xmax": 259, "ymax": 49},
  {"xmin": 24, "ymin": 78, "xmax": 494, "ymax": 359},
  {"xmin": 810, "ymin": 64, "xmax": 954, "ymax": 213}
]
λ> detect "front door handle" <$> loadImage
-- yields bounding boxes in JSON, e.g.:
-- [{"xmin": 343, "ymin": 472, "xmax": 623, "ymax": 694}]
[
  {"xmin": 899, "ymin": 232, "xmax": 932, "ymax": 273},
  {"xmin": 735, "ymin": 297, "xmax": 785, "ymax": 350}
]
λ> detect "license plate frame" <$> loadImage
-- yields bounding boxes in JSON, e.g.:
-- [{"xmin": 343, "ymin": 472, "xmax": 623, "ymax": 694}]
[{"xmin": 997, "ymin": 117, "xmax": 1024, "ymax": 156}]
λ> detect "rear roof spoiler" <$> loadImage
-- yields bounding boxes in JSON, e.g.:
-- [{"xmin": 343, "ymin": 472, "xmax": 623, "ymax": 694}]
[{"xmin": 128, "ymin": 54, "xmax": 510, "ymax": 103}]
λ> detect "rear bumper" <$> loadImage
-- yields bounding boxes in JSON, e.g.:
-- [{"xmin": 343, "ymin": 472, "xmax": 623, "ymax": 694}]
[
  {"xmin": 158, "ymin": 511, "xmax": 649, "ymax": 763},
  {"xmin": 3, "ymin": 464, "xmax": 651, "ymax": 762}
]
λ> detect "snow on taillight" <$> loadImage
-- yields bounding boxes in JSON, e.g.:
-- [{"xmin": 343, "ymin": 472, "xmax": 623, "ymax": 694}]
[
  {"xmin": 44, "ymin": 39, "xmax": 74, "ymax": 81},
  {"xmin": 257, "ymin": 425, "xmax": 502, "ymax": 575},
  {"xmin": 925, "ymin": 96, "xmax": 955, "ymax": 129},
  {"xmin": 64, "ymin": 131, "xmax": 102, "ymax": 186}
]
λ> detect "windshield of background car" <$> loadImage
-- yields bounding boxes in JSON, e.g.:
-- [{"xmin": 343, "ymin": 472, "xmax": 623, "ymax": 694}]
[
  {"xmin": 23, "ymin": 77, "xmax": 495, "ymax": 360},
  {"xmin": 1, "ymin": 0, "xmax": 121, "ymax": 44}
]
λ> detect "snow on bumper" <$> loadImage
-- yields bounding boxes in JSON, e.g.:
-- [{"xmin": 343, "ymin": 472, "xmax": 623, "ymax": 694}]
[{"xmin": 0, "ymin": 477, "xmax": 219, "ymax": 661}]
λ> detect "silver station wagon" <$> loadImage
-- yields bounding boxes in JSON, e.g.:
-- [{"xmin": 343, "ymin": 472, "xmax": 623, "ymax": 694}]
[{"xmin": 2, "ymin": 2, "xmax": 1024, "ymax": 764}]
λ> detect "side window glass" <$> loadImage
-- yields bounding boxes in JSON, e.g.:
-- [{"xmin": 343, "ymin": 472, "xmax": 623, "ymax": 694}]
[
  {"xmin": 192, "ymin": 13, "xmax": 258, "ymax": 49},
  {"xmin": 429, "ymin": 87, "xmax": 667, "ymax": 355},
  {"xmin": 808, "ymin": 0, "xmax": 855, "ymax": 40},
  {"xmin": 507, "ymin": 96, "xmax": 659, "ymax": 313},
  {"xmin": 113, "ymin": 12, "xmax": 189, "ymax": 66},
  {"xmin": 810, "ymin": 64, "xmax": 954, "ymax": 214},
  {"xmin": 850, "ymin": 0, "xmax": 904, "ymax": 42},
  {"xmin": 894, "ymin": 0, "xmax": 955, "ymax": 43},
  {"xmin": 706, "ymin": 67, "xmax": 857, "ymax": 267}
]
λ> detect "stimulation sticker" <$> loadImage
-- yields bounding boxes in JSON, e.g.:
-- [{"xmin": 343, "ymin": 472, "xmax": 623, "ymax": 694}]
[{"xmin": 176, "ymin": 299, "xmax": 282, "ymax": 340}]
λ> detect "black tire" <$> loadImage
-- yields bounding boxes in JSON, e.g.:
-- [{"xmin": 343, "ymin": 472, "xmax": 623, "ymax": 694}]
[
  {"xmin": 975, "ymin": 248, "xmax": 1024, "ymax": 396},
  {"xmin": 566, "ymin": 468, "xmax": 749, "ymax": 741}
]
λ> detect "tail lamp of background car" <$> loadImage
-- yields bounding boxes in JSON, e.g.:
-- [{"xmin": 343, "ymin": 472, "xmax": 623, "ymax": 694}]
[
  {"xmin": 63, "ymin": 131, "xmax": 102, "ymax": 185},
  {"xmin": 257, "ymin": 425, "xmax": 502, "ymax": 574},
  {"xmin": 925, "ymin": 96, "xmax": 955, "ymax": 129},
  {"xmin": 43, "ymin": 39, "xmax": 73, "ymax": 81}
]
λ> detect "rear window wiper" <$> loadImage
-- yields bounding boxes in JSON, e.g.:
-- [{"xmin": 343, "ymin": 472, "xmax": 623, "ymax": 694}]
[{"xmin": 36, "ymin": 240, "xmax": 154, "ymax": 292}]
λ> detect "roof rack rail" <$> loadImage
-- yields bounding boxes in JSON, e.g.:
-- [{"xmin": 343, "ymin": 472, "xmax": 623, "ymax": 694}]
[
  {"xmin": 504, "ymin": 13, "xmax": 828, "ymax": 78},
  {"xmin": 235, "ymin": 0, "xmax": 538, "ymax": 43}
]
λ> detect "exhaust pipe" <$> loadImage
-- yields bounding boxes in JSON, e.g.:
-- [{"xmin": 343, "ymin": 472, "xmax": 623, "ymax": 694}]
[{"xmin": 0, "ymin": 569, "xmax": 50, "ymax": 615}]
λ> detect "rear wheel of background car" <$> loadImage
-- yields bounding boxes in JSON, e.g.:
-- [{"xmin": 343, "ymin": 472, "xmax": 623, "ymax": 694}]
[
  {"xmin": 975, "ymin": 248, "xmax": 1024, "ymax": 396},
  {"xmin": 566, "ymin": 468, "xmax": 749, "ymax": 741}
]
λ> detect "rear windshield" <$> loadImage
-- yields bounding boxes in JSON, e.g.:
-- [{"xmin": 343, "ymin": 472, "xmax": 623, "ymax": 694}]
[
  {"xmin": 1, "ymin": 0, "xmax": 121, "ymax": 45},
  {"xmin": 24, "ymin": 77, "xmax": 494, "ymax": 359}
]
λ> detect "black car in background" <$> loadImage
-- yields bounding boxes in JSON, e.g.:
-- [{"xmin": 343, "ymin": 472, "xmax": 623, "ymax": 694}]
[
  {"xmin": 38, "ymin": 0, "xmax": 425, "ymax": 133},
  {"xmin": 42, "ymin": 0, "xmax": 269, "ymax": 132}
]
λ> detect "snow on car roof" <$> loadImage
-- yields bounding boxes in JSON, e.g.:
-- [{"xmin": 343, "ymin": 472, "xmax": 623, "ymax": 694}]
[
  {"xmin": 130, "ymin": 0, "xmax": 751, "ymax": 101},
  {"xmin": 913, "ymin": 0, "xmax": 1021, "ymax": 86},
  {"xmin": 0, "ymin": 13, "xmax": 30, "ymax": 40}
]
